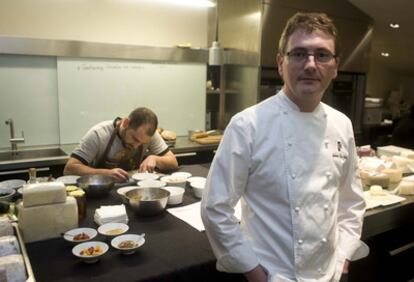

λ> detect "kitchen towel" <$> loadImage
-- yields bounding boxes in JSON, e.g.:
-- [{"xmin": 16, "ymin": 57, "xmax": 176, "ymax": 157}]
[{"xmin": 94, "ymin": 204, "xmax": 128, "ymax": 225}]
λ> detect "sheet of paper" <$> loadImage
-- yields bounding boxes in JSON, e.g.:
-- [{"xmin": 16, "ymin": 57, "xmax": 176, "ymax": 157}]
[{"xmin": 167, "ymin": 201, "xmax": 241, "ymax": 232}]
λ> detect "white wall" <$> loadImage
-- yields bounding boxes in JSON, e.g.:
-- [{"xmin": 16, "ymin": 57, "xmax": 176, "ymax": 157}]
[{"xmin": 0, "ymin": 0, "xmax": 209, "ymax": 48}]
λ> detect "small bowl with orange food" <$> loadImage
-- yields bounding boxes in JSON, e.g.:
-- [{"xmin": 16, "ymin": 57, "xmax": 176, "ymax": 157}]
[
  {"xmin": 72, "ymin": 241, "xmax": 109, "ymax": 263},
  {"xmin": 63, "ymin": 227, "xmax": 97, "ymax": 244}
]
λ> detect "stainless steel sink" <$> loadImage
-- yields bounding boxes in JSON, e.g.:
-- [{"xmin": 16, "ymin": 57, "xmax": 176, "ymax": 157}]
[{"xmin": 0, "ymin": 148, "xmax": 67, "ymax": 162}]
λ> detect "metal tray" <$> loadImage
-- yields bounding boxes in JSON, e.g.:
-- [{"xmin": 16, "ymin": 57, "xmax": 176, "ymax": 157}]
[{"xmin": 12, "ymin": 222, "xmax": 36, "ymax": 282}]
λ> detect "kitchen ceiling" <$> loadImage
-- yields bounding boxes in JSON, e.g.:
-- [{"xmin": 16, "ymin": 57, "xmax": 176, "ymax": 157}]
[{"xmin": 348, "ymin": 0, "xmax": 414, "ymax": 76}]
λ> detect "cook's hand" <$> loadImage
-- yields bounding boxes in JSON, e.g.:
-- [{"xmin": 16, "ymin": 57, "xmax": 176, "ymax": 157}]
[
  {"xmin": 108, "ymin": 168, "xmax": 129, "ymax": 182},
  {"xmin": 138, "ymin": 156, "xmax": 157, "ymax": 172},
  {"xmin": 342, "ymin": 259, "xmax": 350, "ymax": 274}
]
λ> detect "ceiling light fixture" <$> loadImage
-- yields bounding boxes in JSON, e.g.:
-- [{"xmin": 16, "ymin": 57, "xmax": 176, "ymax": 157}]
[
  {"xmin": 156, "ymin": 0, "xmax": 215, "ymax": 7},
  {"xmin": 381, "ymin": 52, "xmax": 390, "ymax": 57},
  {"xmin": 389, "ymin": 23, "xmax": 400, "ymax": 29}
]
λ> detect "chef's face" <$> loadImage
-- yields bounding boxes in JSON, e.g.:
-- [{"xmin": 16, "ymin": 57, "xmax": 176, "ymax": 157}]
[
  {"xmin": 121, "ymin": 123, "xmax": 152, "ymax": 150},
  {"xmin": 277, "ymin": 29, "xmax": 339, "ymax": 111}
]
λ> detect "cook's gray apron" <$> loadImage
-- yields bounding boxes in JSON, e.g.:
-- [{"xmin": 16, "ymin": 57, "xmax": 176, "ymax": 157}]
[{"xmin": 95, "ymin": 121, "xmax": 144, "ymax": 171}]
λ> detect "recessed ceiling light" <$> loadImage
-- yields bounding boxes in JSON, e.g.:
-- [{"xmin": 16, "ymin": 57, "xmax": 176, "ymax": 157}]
[
  {"xmin": 389, "ymin": 23, "xmax": 400, "ymax": 29},
  {"xmin": 381, "ymin": 52, "xmax": 390, "ymax": 57}
]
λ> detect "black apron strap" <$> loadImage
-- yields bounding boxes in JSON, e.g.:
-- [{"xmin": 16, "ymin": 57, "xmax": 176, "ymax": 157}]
[{"xmin": 95, "ymin": 121, "xmax": 119, "ymax": 169}]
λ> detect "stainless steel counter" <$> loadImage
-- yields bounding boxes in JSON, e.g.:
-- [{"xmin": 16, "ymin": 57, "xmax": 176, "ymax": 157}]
[{"xmin": 0, "ymin": 136, "xmax": 218, "ymax": 173}]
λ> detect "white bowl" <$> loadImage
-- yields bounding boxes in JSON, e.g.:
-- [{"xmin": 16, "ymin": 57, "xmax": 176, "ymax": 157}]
[
  {"xmin": 131, "ymin": 172, "xmax": 159, "ymax": 181},
  {"xmin": 162, "ymin": 186, "xmax": 185, "ymax": 205},
  {"xmin": 0, "ymin": 179, "xmax": 26, "ymax": 190},
  {"xmin": 117, "ymin": 186, "xmax": 139, "ymax": 203},
  {"xmin": 137, "ymin": 179, "xmax": 166, "ymax": 188},
  {"xmin": 72, "ymin": 241, "xmax": 109, "ymax": 263},
  {"xmin": 97, "ymin": 223, "xmax": 129, "ymax": 238},
  {"xmin": 191, "ymin": 180, "xmax": 206, "ymax": 198},
  {"xmin": 171, "ymin": 172, "xmax": 192, "ymax": 179},
  {"xmin": 160, "ymin": 175, "xmax": 187, "ymax": 188},
  {"xmin": 111, "ymin": 234, "xmax": 145, "ymax": 255},
  {"xmin": 63, "ymin": 227, "xmax": 97, "ymax": 243},
  {"xmin": 187, "ymin": 176, "xmax": 206, "ymax": 184}
]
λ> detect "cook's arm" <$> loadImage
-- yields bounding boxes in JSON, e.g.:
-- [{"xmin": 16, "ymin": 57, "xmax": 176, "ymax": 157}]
[
  {"xmin": 139, "ymin": 150, "xmax": 178, "ymax": 172},
  {"xmin": 63, "ymin": 157, "xmax": 129, "ymax": 182}
]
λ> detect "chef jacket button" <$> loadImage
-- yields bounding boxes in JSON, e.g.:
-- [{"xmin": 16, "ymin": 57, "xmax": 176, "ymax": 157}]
[
  {"xmin": 318, "ymin": 268, "xmax": 322, "ymax": 273},
  {"xmin": 323, "ymin": 204, "xmax": 329, "ymax": 210},
  {"xmin": 294, "ymin": 206, "xmax": 300, "ymax": 212},
  {"xmin": 288, "ymin": 142, "xmax": 292, "ymax": 147},
  {"xmin": 291, "ymin": 174, "xmax": 296, "ymax": 179},
  {"xmin": 298, "ymin": 239, "xmax": 303, "ymax": 245},
  {"xmin": 323, "ymin": 113, "xmax": 327, "ymax": 118},
  {"xmin": 322, "ymin": 238, "xmax": 327, "ymax": 243},
  {"xmin": 325, "ymin": 171, "xmax": 332, "ymax": 177},
  {"xmin": 283, "ymin": 111, "xmax": 288, "ymax": 115}
]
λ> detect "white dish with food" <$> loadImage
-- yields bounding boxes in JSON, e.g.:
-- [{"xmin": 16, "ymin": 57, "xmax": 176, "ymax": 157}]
[
  {"xmin": 162, "ymin": 186, "xmax": 185, "ymax": 205},
  {"xmin": 63, "ymin": 227, "xmax": 97, "ymax": 243},
  {"xmin": 56, "ymin": 175, "xmax": 80, "ymax": 186},
  {"xmin": 111, "ymin": 233, "xmax": 145, "ymax": 255},
  {"xmin": 131, "ymin": 172, "xmax": 159, "ymax": 181},
  {"xmin": 0, "ymin": 179, "xmax": 26, "ymax": 190},
  {"xmin": 137, "ymin": 179, "xmax": 166, "ymax": 188},
  {"xmin": 72, "ymin": 241, "xmax": 109, "ymax": 263},
  {"xmin": 160, "ymin": 175, "xmax": 187, "ymax": 188},
  {"xmin": 97, "ymin": 222, "xmax": 129, "ymax": 238},
  {"xmin": 171, "ymin": 172, "xmax": 192, "ymax": 179}
]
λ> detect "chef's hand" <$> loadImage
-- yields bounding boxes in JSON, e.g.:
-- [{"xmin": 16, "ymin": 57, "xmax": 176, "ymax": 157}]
[
  {"xmin": 244, "ymin": 265, "xmax": 267, "ymax": 282},
  {"xmin": 108, "ymin": 168, "xmax": 129, "ymax": 182},
  {"xmin": 138, "ymin": 156, "xmax": 157, "ymax": 172},
  {"xmin": 342, "ymin": 259, "xmax": 350, "ymax": 274}
]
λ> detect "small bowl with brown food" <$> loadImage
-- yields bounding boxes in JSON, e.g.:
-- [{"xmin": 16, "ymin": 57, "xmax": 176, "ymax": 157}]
[
  {"xmin": 72, "ymin": 241, "xmax": 109, "ymax": 263},
  {"xmin": 111, "ymin": 233, "xmax": 145, "ymax": 255},
  {"xmin": 97, "ymin": 222, "xmax": 129, "ymax": 239},
  {"xmin": 63, "ymin": 227, "xmax": 97, "ymax": 243}
]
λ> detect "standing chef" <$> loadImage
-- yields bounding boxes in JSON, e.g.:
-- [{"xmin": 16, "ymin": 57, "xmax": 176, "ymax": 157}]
[
  {"xmin": 201, "ymin": 12, "xmax": 368, "ymax": 282},
  {"xmin": 64, "ymin": 107, "xmax": 178, "ymax": 182}
]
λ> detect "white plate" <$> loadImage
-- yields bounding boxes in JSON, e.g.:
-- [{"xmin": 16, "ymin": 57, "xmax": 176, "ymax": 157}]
[
  {"xmin": 171, "ymin": 172, "xmax": 192, "ymax": 179},
  {"xmin": 363, "ymin": 191, "xmax": 406, "ymax": 209},
  {"xmin": 72, "ymin": 241, "xmax": 109, "ymax": 263},
  {"xmin": 111, "ymin": 234, "xmax": 145, "ymax": 255},
  {"xmin": 0, "ymin": 179, "xmax": 26, "ymax": 190},
  {"xmin": 63, "ymin": 227, "xmax": 97, "ymax": 243},
  {"xmin": 56, "ymin": 175, "xmax": 80, "ymax": 185},
  {"xmin": 137, "ymin": 179, "xmax": 166, "ymax": 188},
  {"xmin": 131, "ymin": 172, "xmax": 159, "ymax": 181}
]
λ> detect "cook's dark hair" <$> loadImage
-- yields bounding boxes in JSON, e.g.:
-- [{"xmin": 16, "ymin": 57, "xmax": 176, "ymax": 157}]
[
  {"xmin": 128, "ymin": 107, "xmax": 158, "ymax": 136},
  {"xmin": 278, "ymin": 12, "xmax": 340, "ymax": 57}
]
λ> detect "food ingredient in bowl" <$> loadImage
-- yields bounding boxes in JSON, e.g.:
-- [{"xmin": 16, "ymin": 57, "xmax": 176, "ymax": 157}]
[
  {"xmin": 73, "ymin": 233, "xmax": 90, "ymax": 241},
  {"xmin": 118, "ymin": 240, "xmax": 138, "ymax": 249},
  {"xmin": 80, "ymin": 246, "xmax": 103, "ymax": 256},
  {"xmin": 106, "ymin": 228, "xmax": 124, "ymax": 236}
]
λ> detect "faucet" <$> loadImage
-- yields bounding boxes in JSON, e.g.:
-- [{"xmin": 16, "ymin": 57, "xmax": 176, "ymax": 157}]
[{"xmin": 5, "ymin": 118, "xmax": 25, "ymax": 154}]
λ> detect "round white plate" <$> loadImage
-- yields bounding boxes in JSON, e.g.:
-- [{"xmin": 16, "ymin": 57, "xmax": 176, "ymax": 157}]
[
  {"xmin": 116, "ymin": 186, "xmax": 139, "ymax": 197},
  {"xmin": 0, "ymin": 179, "xmax": 26, "ymax": 190},
  {"xmin": 72, "ymin": 241, "xmax": 109, "ymax": 263},
  {"xmin": 56, "ymin": 175, "xmax": 80, "ymax": 185},
  {"xmin": 63, "ymin": 227, "xmax": 97, "ymax": 243},
  {"xmin": 111, "ymin": 234, "xmax": 145, "ymax": 255},
  {"xmin": 171, "ymin": 172, "xmax": 192, "ymax": 179},
  {"xmin": 131, "ymin": 172, "xmax": 159, "ymax": 181}
]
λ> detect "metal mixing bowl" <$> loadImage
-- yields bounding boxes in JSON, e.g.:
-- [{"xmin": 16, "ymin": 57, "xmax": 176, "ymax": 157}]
[
  {"xmin": 76, "ymin": 175, "xmax": 115, "ymax": 198},
  {"xmin": 125, "ymin": 188, "xmax": 170, "ymax": 216}
]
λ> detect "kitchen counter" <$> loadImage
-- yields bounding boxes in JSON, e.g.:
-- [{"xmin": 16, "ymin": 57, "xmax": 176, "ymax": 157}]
[{"xmin": 0, "ymin": 136, "xmax": 218, "ymax": 173}]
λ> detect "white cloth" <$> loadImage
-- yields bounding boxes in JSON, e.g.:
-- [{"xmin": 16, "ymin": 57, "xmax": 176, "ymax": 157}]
[
  {"xmin": 201, "ymin": 91, "xmax": 367, "ymax": 282},
  {"xmin": 94, "ymin": 204, "xmax": 128, "ymax": 225}
]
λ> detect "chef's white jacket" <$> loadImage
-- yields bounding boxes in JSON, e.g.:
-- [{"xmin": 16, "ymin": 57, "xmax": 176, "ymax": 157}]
[{"xmin": 201, "ymin": 91, "xmax": 367, "ymax": 282}]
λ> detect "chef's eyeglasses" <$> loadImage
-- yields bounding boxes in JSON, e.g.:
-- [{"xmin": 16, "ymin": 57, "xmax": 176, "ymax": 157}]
[{"xmin": 285, "ymin": 48, "xmax": 336, "ymax": 64}]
